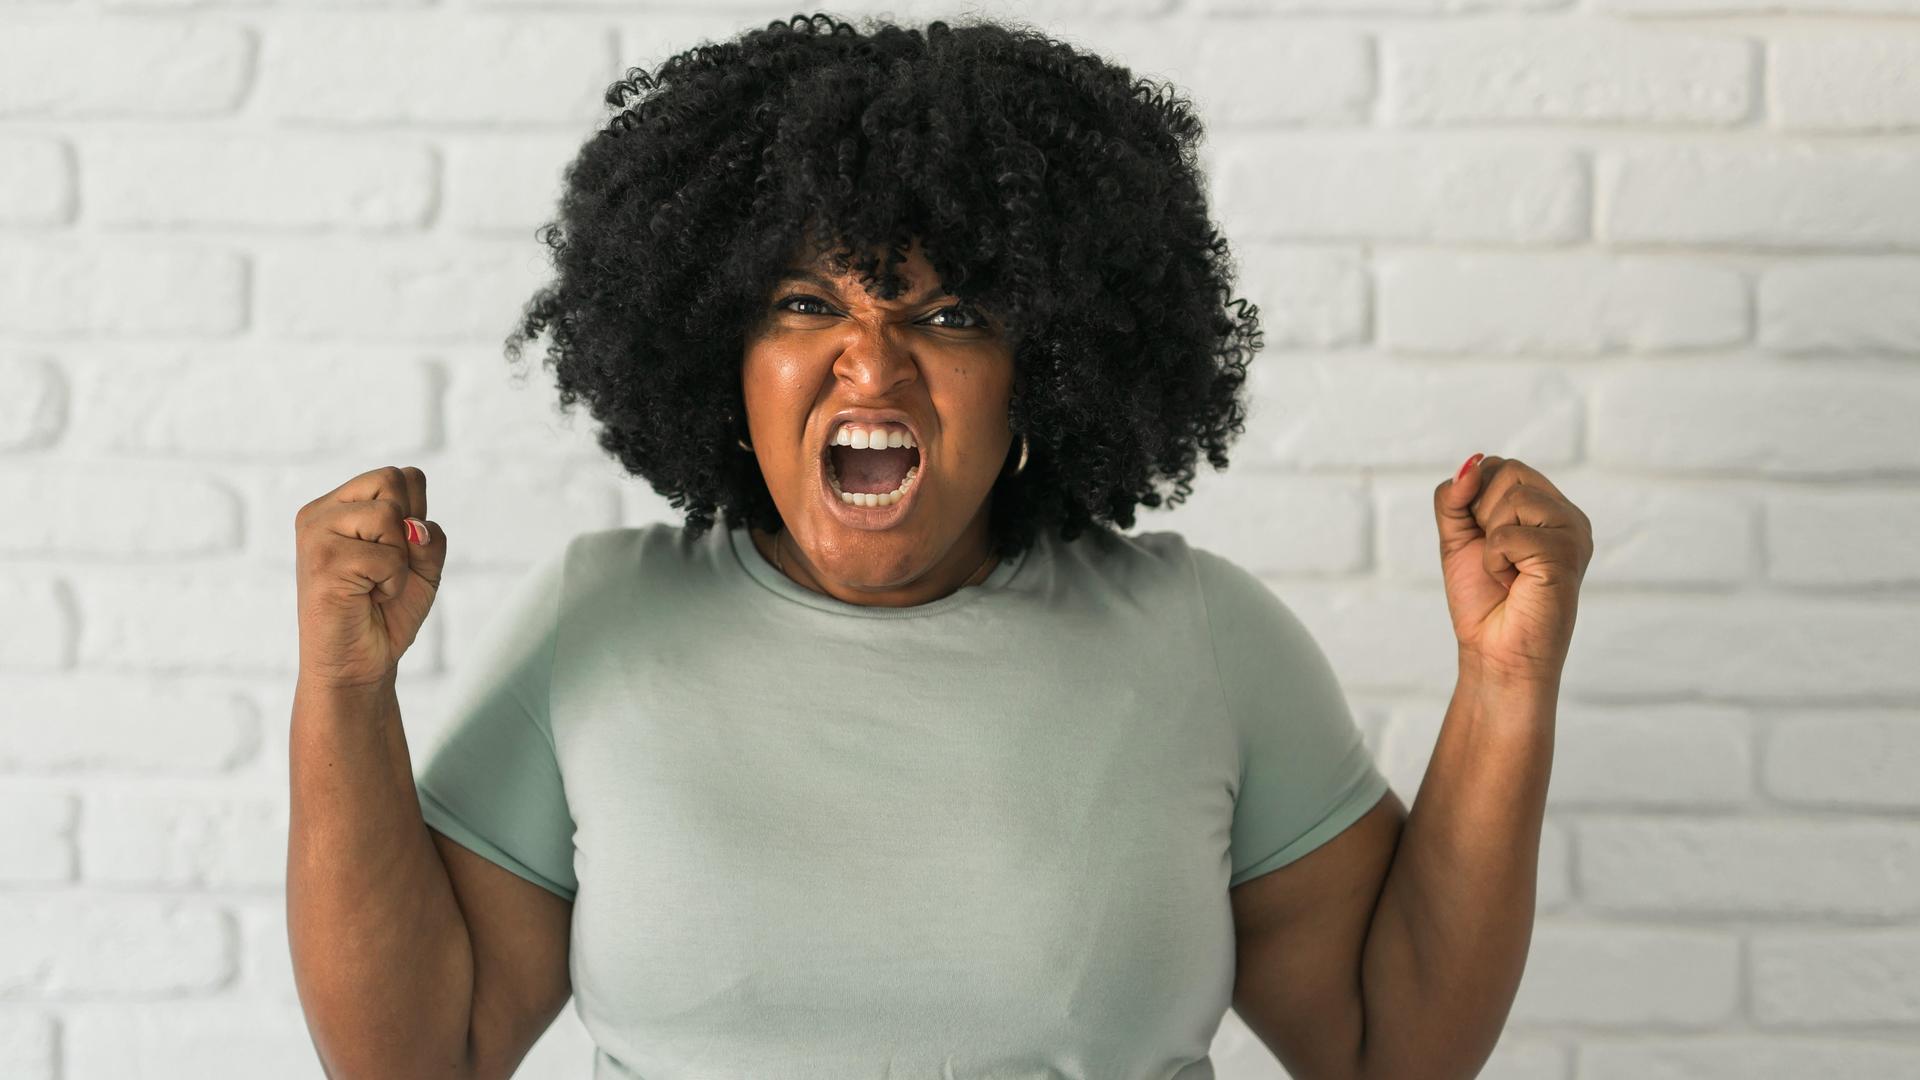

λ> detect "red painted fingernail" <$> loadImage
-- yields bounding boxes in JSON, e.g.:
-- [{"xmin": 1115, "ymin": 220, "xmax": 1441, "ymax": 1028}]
[
  {"xmin": 405, "ymin": 518, "xmax": 426, "ymax": 545},
  {"xmin": 1455, "ymin": 453, "xmax": 1485, "ymax": 482}
]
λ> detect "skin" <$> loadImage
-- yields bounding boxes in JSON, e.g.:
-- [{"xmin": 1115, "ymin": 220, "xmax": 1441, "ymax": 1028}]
[
  {"xmin": 740, "ymin": 237, "xmax": 1019, "ymax": 606},
  {"xmin": 1230, "ymin": 453, "xmax": 1592, "ymax": 1079},
  {"xmin": 290, "ymin": 229, "xmax": 1592, "ymax": 1076},
  {"xmin": 738, "ymin": 243, "xmax": 1596, "ymax": 1080}
]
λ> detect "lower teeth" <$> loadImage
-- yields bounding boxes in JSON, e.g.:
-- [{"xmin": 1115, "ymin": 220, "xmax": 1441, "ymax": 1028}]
[{"xmin": 827, "ymin": 461, "xmax": 918, "ymax": 508}]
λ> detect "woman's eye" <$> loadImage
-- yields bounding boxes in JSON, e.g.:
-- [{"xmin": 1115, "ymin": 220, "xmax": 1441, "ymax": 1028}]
[
  {"xmin": 925, "ymin": 305, "xmax": 987, "ymax": 329},
  {"xmin": 773, "ymin": 295, "xmax": 987, "ymax": 329},
  {"xmin": 776, "ymin": 294, "xmax": 834, "ymax": 316}
]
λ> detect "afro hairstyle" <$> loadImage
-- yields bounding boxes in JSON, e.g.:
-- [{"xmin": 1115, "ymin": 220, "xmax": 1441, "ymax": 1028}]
[{"xmin": 504, "ymin": 11, "xmax": 1264, "ymax": 559}]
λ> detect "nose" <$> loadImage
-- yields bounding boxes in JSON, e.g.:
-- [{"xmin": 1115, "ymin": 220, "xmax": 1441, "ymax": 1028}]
[{"xmin": 830, "ymin": 322, "xmax": 919, "ymax": 399}]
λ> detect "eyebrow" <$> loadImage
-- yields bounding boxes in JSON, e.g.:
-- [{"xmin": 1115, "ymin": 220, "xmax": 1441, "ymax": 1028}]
[{"xmin": 776, "ymin": 268, "xmax": 954, "ymax": 306}]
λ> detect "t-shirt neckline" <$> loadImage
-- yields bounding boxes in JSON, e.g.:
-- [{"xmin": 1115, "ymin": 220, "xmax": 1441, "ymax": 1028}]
[{"xmin": 727, "ymin": 524, "xmax": 1031, "ymax": 618}]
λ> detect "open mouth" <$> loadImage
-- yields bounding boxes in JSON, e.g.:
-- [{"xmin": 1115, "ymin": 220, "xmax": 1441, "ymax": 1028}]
[{"xmin": 822, "ymin": 423, "xmax": 922, "ymax": 509}]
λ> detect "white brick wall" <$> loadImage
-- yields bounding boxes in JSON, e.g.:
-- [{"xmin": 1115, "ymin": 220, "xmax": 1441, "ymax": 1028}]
[{"xmin": 3, "ymin": 0, "xmax": 1915, "ymax": 1076}]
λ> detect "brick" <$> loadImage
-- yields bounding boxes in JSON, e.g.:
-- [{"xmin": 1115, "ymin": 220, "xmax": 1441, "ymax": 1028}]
[
  {"xmin": 1767, "ymin": 491, "xmax": 1920, "ymax": 586},
  {"xmin": 1603, "ymin": 0, "xmax": 1920, "ymax": 8},
  {"xmin": 0, "ymin": 1012, "xmax": 55, "ymax": 1080},
  {"xmin": 80, "ymin": 789, "xmax": 285, "ymax": 888},
  {"xmin": 1578, "ymin": 818, "xmax": 1920, "ymax": 917},
  {"xmin": 71, "ymin": 566, "xmax": 326, "ymax": 675},
  {"xmin": 1247, "ymin": 357, "xmax": 1581, "ymax": 469},
  {"xmin": 1600, "ymin": 145, "xmax": 1920, "ymax": 249},
  {"xmin": 1752, "ymin": 929, "xmax": 1920, "ymax": 1026},
  {"xmin": 82, "ymin": 134, "xmax": 434, "ymax": 230},
  {"xmin": 0, "ymin": 22, "xmax": 249, "ymax": 117},
  {"xmin": 1208, "ymin": 0, "xmax": 1566, "ymax": 11},
  {"xmin": 1763, "ymin": 711, "xmax": 1920, "ymax": 809},
  {"xmin": 254, "ymin": 242, "xmax": 550, "ymax": 342},
  {"xmin": 440, "ymin": 134, "xmax": 584, "ymax": 233},
  {"xmin": 1383, "ymin": 24, "xmax": 1751, "ymax": 125},
  {"xmin": 621, "ymin": 484, "xmax": 703, "ymax": 531},
  {"xmin": 234, "ymin": 902, "xmax": 297, "ymax": 1002},
  {"xmin": 1591, "ymin": 361, "xmax": 1920, "ymax": 474},
  {"xmin": 1233, "ymin": 246, "xmax": 1369, "ymax": 348},
  {"xmin": 249, "ymin": 461, "xmax": 435, "ymax": 564},
  {"xmin": 1537, "ymin": 820, "xmax": 1571, "ymax": 911},
  {"xmin": 1773, "ymin": 30, "xmax": 1920, "ymax": 130},
  {"xmin": 0, "ymin": 465, "xmax": 239, "ymax": 556},
  {"xmin": 0, "ymin": 577, "xmax": 70, "ymax": 669},
  {"xmin": 444, "ymin": 346, "xmax": 609, "ymax": 460},
  {"xmin": 255, "ymin": 458, "xmax": 621, "ymax": 573},
  {"xmin": 64, "ymin": 352, "xmax": 436, "ymax": 461},
  {"xmin": 1160, "ymin": 471, "xmax": 1370, "ymax": 576},
  {"xmin": 1580, "ymin": 1037, "xmax": 1920, "ymax": 1080},
  {"xmin": 1511, "ymin": 924, "xmax": 1739, "ymax": 1026},
  {"xmin": 65, "ymin": 1003, "xmax": 320, "ymax": 1080},
  {"xmin": 1196, "ymin": 25, "xmax": 1373, "ymax": 126},
  {"xmin": 1377, "ymin": 252, "xmax": 1747, "ymax": 354},
  {"xmin": 0, "ymin": 356, "xmax": 64, "ymax": 450},
  {"xmin": 1380, "ymin": 704, "xmax": 1751, "ymax": 809},
  {"xmin": 400, "ymin": 457, "xmax": 625, "ymax": 575},
  {"xmin": 0, "ymin": 137, "xmax": 70, "ymax": 225},
  {"xmin": 615, "ymin": 15, "xmax": 800, "ymax": 74},
  {"xmin": 0, "ymin": 677, "xmax": 256, "ymax": 773},
  {"xmin": 1379, "ymin": 473, "xmax": 1755, "ymax": 587},
  {"xmin": 1477, "ymin": 1039, "xmax": 1569, "ymax": 1080},
  {"xmin": 1566, "ymin": 595, "xmax": 1920, "ymax": 699},
  {"xmin": 1222, "ymin": 140, "xmax": 1586, "ymax": 244},
  {"xmin": 1550, "ymin": 709, "xmax": 1752, "ymax": 808},
  {"xmin": 0, "ymin": 790, "xmax": 73, "ymax": 883},
  {"xmin": 0, "ymin": 245, "xmax": 246, "ymax": 338},
  {"xmin": 1051, "ymin": 20, "xmax": 1372, "ymax": 127},
  {"xmin": 0, "ymin": 896, "xmax": 231, "ymax": 995},
  {"xmin": 1759, "ymin": 258, "xmax": 1920, "ymax": 353},
  {"xmin": 256, "ymin": 17, "xmax": 611, "ymax": 125}
]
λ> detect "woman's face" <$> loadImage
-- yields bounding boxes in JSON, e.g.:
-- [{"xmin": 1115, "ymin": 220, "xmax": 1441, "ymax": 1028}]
[{"xmin": 740, "ymin": 239, "xmax": 1016, "ymax": 603}]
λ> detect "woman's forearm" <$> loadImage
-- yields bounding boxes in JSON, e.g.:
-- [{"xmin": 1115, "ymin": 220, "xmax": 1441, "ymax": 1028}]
[
  {"xmin": 287, "ymin": 677, "xmax": 478, "ymax": 1078},
  {"xmin": 1355, "ymin": 659, "xmax": 1558, "ymax": 1080}
]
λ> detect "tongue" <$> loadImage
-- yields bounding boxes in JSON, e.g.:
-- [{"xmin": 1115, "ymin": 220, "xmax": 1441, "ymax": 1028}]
[{"xmin": 831, "ymin": 445, "xmax": 917, "ymax": 494}]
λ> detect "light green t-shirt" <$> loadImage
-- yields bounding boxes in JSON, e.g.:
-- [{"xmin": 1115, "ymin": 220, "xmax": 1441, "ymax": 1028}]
[{"xmin": 413, "ymin": 520, "xmax": 1390, "ymax": 1080}]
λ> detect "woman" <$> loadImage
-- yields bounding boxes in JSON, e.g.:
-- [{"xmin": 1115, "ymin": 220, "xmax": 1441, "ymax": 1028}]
[{"xmin": 288, "ymin": 13, "xmax": 1593, "ymax": 1080}]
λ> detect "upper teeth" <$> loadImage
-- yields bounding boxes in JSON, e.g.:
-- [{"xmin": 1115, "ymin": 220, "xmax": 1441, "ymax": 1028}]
[{"xmin": 831, "ymin": 423, "xmax": 917, "ymax": 450}]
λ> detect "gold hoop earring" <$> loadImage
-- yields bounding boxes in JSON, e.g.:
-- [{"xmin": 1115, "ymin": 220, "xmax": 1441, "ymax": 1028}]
[
  {"xmin": 1010, "ymin": 433, "xmax": 1028, "ymax": 477},
  {"xmin": 737, "ymin": 437, "xmax": 753, "ymax": 452}
]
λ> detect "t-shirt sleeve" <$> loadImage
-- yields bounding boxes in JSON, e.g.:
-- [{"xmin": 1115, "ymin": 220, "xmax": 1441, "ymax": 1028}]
[
  {"xmin": 412, "ymin": 539, "xmax": 579, "ymax": 901},
  {"xmin": 1192, "ymin": 546, "xmax": 1391, "ymax": 888}
]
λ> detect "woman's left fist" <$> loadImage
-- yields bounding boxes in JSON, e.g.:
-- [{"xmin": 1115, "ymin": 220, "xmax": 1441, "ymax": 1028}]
[{"xmin": 1433, "ymin": 453, "xmax": 1594, "ymax": 688}]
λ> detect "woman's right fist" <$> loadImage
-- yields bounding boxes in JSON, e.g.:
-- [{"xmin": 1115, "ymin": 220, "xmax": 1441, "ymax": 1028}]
[{"xmin": 293, "ymin": 465, "xmax": 447, "ymax": 690}]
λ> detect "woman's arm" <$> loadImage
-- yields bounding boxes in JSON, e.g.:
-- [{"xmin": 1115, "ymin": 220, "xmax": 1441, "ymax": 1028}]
[
  {"xmin": 288, "ymin": 677, "xmax": 474, "ymax": 1074},
  {"xmin": 1233, "ymin": 451, "xmax": 1585, "ymax": 1078},
  {"xmin": 1353, "ymin": 669, "xmax": 1555, "ymax": 1078},
  {"xmin": 287, "ymin": 677, "xmax": 572, "ymax": 1080},
  {"xmin": 1228, "ymin": 670, "xmax": 1552, "ymax": 1080},
  {"xmin": 1354, "ymin": 451, "xmax": 1584, "ymax": 1075}
]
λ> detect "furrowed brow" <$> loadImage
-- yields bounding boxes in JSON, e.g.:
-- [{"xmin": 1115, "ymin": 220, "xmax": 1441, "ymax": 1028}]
[{"xmin": 777, "ymin": 268, "xmax": 953, "ymax": 306}]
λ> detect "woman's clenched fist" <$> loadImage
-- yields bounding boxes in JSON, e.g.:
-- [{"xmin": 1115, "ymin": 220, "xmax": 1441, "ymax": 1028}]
[{"xmin": 293, "ymin": 465, "xmax": 447, "ymax": 690}]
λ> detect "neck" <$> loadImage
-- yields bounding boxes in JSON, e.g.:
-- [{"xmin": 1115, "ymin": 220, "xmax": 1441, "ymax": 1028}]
[{"xmin": 750, "ymin": 516, "xmax": 1000, "ymax": 608}]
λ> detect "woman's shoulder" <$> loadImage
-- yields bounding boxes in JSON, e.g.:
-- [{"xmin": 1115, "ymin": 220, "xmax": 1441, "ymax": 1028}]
[
  {"xmin": 564, "ymin": 519, "xmax": 683, "ymax": 559},
  {"xmin": 552, "ymin": 519, "xmax": 734, "ymax": 599},
  {"xmin": 1074, "ymin": 526, "xmax": 1279, "ymax": 610},
  {"xmin": 1054, "ymin": 524, "xmax": 1207, "ymax": 602}
]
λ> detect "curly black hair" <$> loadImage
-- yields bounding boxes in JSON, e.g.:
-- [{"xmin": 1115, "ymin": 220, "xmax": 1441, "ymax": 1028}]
[{"xmin": 504, "ymin": 11, "xmax": 1264, "ymax": 559}]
